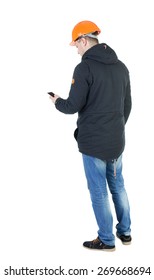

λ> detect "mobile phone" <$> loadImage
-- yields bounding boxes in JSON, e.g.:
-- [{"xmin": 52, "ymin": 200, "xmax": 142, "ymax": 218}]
[{"xmin": 47, "ymin": 92, "xmax": 55, "ymax": 97}]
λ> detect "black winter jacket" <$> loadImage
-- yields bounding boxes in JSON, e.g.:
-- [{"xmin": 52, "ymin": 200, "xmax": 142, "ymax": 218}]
[{"xmin": 55, "ymin": 43, "xmax": 132, "ymax": 160}]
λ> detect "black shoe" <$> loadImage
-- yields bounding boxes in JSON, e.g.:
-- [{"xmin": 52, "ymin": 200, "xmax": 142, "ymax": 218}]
[
  {"xmin": 116, "ymin": 233, "xmax": 132, "ymax": 245},
  {"xmin": 83, "ymin": 237, "xmax": 115, "ymax": 251}
]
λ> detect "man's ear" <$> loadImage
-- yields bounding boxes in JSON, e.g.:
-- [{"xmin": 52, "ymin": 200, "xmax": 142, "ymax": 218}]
[{"xmin": 82, "ymin": 37, "xmax": 87, "ymax": 46}]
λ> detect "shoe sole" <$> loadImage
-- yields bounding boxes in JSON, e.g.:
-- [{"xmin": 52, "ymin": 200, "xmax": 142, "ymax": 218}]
[
  {"xmin": 83, "ymin": 246, "xmax": 116, "ymax": 252},
  {"xmin": 121, "ymin": 240, "xmax": 131, "ymax": 245}
]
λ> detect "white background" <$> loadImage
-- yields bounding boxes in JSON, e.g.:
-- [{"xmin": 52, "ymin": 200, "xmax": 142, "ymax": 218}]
[{"xmin": 0, "ymin": 0, "xmax": 154, "ymax": 279}]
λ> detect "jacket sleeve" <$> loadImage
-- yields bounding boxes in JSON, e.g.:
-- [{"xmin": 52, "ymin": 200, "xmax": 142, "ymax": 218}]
[
  {"xmin": 55, "ymin": 62, "xmax": 91, "ymax": 114},
  {"xmin": 124, "ymin": 74, "xmax": 132, "ymax": 123}
]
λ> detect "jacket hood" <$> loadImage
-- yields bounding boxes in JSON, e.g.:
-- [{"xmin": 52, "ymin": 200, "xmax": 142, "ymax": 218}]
[{"xmin": 82, "ymin": 43, "xmax": 118, "ymax": 64}]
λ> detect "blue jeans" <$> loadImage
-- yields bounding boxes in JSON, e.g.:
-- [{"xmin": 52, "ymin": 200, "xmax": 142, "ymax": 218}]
[{"xmin": 82, "ymin": 154, "xmax": 131, "ymax": 246}]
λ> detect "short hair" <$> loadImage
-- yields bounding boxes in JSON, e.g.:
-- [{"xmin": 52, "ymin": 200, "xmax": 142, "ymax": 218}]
[
  {"xmin": 85, "ymin": 36, "xmax": 99, "ymax": 44},
  {"xmin": 85, "ymin": 31, "xmax": 99, "ymax": 44}
]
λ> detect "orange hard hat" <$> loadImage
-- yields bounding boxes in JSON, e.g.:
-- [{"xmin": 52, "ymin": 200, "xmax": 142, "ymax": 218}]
[{"xmin": 70, "ymin": 20, "xmax": 101, "ymax": 46}]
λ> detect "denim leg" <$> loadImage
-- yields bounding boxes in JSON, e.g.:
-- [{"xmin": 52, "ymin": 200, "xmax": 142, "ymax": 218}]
[
  {"xmin": 82, "ymin": 154, "xmax": 115, "ymax": 246},
  {"xmin": 106, "ymin": 155, "xmax": 131, "ymax": 236}
]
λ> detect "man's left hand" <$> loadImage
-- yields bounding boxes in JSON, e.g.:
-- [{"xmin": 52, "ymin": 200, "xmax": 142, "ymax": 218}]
[{"xmin": 49, "ymin": 94, "xmax": 60, "ymax": 104}]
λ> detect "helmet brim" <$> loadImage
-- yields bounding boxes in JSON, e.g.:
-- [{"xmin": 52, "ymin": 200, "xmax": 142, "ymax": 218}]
[{"xmin": 69, "ymin": 41, "xmax": 76, "ymax": 46}]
